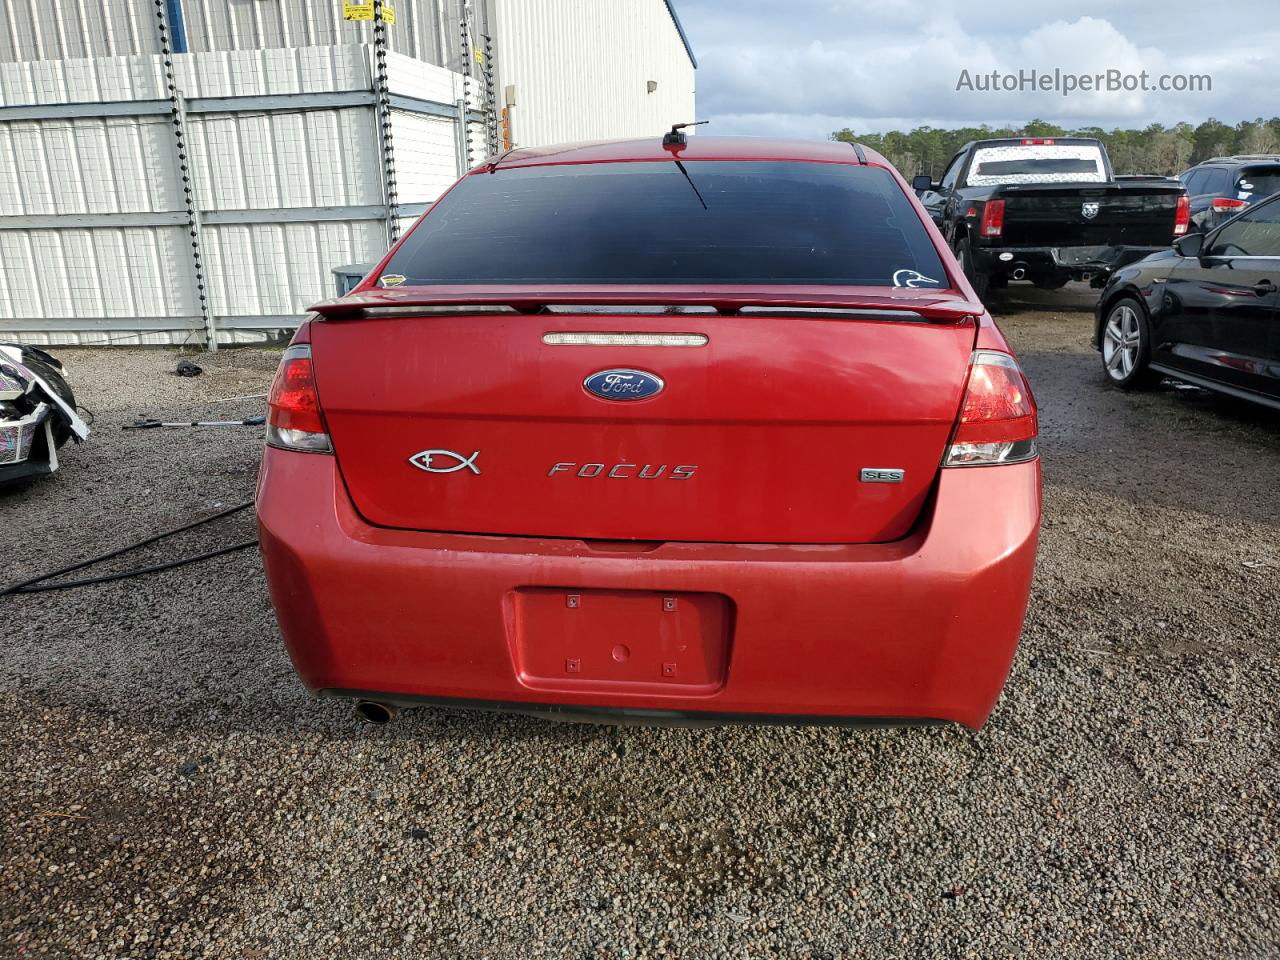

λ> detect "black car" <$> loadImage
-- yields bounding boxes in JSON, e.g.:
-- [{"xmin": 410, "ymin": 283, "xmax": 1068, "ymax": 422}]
[
  {"xmin": 1179, "ymin": 155, "xmax": 1280, "ymax": 234},
  {"xmin": 913, "ymin": 137, "xmax": 1188, "ymax": 299},
  {"xmin": 1093, "ymin": 192, "xmax": 1280, "ymax": 409}
]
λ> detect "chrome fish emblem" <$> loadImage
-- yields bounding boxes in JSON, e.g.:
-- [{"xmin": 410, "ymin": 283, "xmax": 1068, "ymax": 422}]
[{"xmin": 409, "ymin": 449, "xmax": 480, "ymax": 474}]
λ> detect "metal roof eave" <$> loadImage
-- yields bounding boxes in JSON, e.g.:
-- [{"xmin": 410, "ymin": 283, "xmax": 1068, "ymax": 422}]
[{"xmin": 663, "ymin": 0, "xmax": 698, "ymax": 68}]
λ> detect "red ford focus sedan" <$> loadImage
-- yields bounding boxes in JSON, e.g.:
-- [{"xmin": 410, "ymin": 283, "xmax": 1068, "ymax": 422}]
[{"xmin": 257, "ymin": 136, "xmax": 1040, "ymax": 730}]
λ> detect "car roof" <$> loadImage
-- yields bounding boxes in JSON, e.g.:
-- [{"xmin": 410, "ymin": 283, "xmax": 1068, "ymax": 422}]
[
  {"xmin": 1196, "ymin": 155, "xmax": 1280, "ymax": 166},
  {"xmin": 969, "ymin": 137, "xmax": 1101, "ymax": 146},
  {"xmin": 485, "ymin": 136, "xmax": 887, "ymax": 171}
]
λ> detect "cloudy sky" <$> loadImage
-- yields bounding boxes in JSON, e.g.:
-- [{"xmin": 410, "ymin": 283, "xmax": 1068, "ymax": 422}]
[{"xmin": 675, "ymin": 0, "xmax": 1277, "ymax": 139}]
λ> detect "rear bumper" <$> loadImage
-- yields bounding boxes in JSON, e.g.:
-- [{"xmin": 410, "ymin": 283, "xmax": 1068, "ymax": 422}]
[
  {"xmin": 257, "ymin": 449, "xmax": 1041, "ymax": 729},
  {"xmin": 973, "ymin": 243, "xmax": 1166, "ymax": 281}
]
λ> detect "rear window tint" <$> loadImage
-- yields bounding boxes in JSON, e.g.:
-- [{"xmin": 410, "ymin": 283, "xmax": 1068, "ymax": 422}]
[
  {"xmin": 381, "ymin": 161, "xmax": 947, "ymax": 288},
  {"xmin": 1199, "ymin": 168, "xmax": 1231, "ymax": 194},
  {"xmin": 1237, "ymin": 168, "xmax": 1280, "ymax": 201}
]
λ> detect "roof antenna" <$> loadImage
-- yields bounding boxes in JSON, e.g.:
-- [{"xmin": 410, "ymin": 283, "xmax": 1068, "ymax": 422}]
[{"xmin": 663, "ymin": 120, "xmax": 708, "ymax": 149}]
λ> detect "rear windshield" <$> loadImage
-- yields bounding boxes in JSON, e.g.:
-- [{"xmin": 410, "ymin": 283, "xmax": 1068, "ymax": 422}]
[
  {"xmin": 380, "ymin": 161, "xmax": 947, "ymax": 288},
  {"xmin": 966, "ymin": 144, "xmax": 1108, "ymax": 186},
  {"xmin": 1237, "ymin": 168, "xmax": 1280, "ymax": 201}
]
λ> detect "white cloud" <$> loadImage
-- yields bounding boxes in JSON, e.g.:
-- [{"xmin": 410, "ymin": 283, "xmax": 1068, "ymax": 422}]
[{"xmin": 676, "ymin": 0, "xmax": 1280, "ymax": 136}]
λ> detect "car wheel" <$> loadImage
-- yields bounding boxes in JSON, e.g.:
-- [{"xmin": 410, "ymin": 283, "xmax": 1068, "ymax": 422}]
[
  {"xmin": 1100, "ymin": 296, "xmax": 1157, "ymax": 389},
  {"xmin": 956, "ymin": 238, "xmax": 989, "ymax": 301}
]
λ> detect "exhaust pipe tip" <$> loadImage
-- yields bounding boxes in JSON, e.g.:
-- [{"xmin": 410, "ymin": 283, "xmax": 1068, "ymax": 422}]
[
  {"xmin": 1011, "ymin": 266, "xmax": 1027, "ymax": 281},
  {"xmin": 354, "ymin": 700, "xmax": 398, "ymax": 724}
]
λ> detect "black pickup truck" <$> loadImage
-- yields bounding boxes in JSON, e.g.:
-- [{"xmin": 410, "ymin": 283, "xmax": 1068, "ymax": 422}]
[{"xmin": 912, "ymin": 137, "xmax": 1189, "ymax": 298}]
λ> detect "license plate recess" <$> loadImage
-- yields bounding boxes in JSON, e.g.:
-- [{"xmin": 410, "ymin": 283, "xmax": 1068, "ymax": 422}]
[{"xmin": 510, "ymin": 588, "xmax": 732, "ymax": 695}]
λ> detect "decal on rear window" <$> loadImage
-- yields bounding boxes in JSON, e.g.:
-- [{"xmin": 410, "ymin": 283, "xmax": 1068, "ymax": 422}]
[{"xmin": 892, "ymin": 269, "xmax": 940, "ymax": 288}]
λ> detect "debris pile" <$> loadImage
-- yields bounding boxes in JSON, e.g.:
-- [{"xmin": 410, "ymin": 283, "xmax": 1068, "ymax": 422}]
[{"xmin": 0, "ymin": 343, "xmax": 90, "ymax": 485}]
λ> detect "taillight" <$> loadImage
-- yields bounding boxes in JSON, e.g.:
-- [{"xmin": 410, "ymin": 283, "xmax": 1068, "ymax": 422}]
[
  {"xmin": 943, "ymin": 351, "xmax": 1038, "ymax": 467},
  {"xmin": 1020, "ymin": 138, "xmax": 1055, "ymax": 145},
  {"xmin": 266, "ymin": 344, "xmax": 332, "ymax": 453},
  {"xmin": 1211, "ymin": 197, "xmax": 1247, "ymax": 213},
  {"xmin": 980, "ymin": 200, "xmax": 1005, "ymax": 238},
  {"xmin": 1173, "ymin": 195, "xmax": 1191, "ymax": 236}
]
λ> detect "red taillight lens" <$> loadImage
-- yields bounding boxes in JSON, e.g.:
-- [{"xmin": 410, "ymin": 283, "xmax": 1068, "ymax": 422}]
[
  {"xmin": 980, "ymin": 200, "xmax": 1005, "ymax": 238},
  {"xmin": 944, "ymin": 350, "xmax": 1038, "ymax": 467},
  {"xmin": 1020, "ymin": 138, "xmax": 1055, "ymax": 145},
  {"xmin": 266, "ymin": 344, "xmax": 331, "ymax": 453},
  {"xmin": 1211, "ymin": 197, "xmax": 1247, "ymax": 213},
  {"xmin": 1173, "ymin": 194, "xmax": 1191, "ymax": 236}
]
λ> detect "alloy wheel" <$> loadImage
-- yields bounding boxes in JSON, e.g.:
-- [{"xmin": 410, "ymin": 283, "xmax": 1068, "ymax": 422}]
[{"xmin": 1103, "ymin": 304, "xmax": 1142, "ymax": 380}]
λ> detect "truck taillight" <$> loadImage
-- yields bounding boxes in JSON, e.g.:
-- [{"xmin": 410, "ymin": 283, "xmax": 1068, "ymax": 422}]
[
  {"xmin": 1173, "ymin": 195, "xmax": 1191, "ymax": 236},
  {"xmin": 267, "ymin": 344, "xmax": 332, "ymax": 453},
  {"xmin": 943, "ymin": 351, "xmax": 1038, "ymax": 467},
  {"xmin": 1211, "ymin": 197, "xmax": 1247, "ymax": 213},
  {"xmin": 980, "ymin": 200, "xmax": 1005, "ymax": 238}
]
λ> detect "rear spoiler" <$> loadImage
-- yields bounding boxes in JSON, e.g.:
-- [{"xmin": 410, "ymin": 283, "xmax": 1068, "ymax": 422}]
[{"xmin": 309, "ymin": 287, "xmax": 985, "ymax": 322}]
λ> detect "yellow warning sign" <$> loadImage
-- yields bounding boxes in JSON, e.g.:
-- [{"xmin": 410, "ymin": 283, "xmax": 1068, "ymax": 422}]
[
  {"xmin": 473, "ymin": 48, "xmax": 486, "ymax": 64},
  {"xmin": 342, "ymin": 1, "xmax": 393, "ymax": 22}
]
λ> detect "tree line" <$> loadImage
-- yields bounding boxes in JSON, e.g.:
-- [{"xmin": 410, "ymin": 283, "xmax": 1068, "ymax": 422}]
[{"xmin": 831, "ymin": 118, "xmax": 1280, "ymax": 178}]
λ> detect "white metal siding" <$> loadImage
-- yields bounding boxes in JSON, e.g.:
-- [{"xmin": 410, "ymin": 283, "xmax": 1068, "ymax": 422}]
[
  {"xmin": 177, "ymin": 44, "xmax": 373, "ymax": 95},
  {"xmin": 203, "ymin": 218, "xmax": 385, "ymax": 321},
  {"xmin": 0, "ymin": 43, "xmax": 485, "ymax": 345},
  {"xmin": 0, "ymin": 45, "xmax": 373, "ymax": 105},
  {"xmin": 187, "ymin": 107, "xmax": 383, "ymax": 210},
  {"xmin": 0, "ymin": 0, "xmax": 161, "ymax": 63},
  {"xmin": 180, "ymin": 0, "xmax": 457, "ymax": 65},
  {"xmin": 384, "ymin": 49, "xmax": 468, "ymax": 104},
  {"xmin": 1, "ymin": 0, "xmax": 494, "ymax": 73},
  {"xmin": 0, "ymin": 226, "xmax": 200, "ymax": 344},
  {"xmin": 0, "ymin": 116, "xmax": 180, "ymax": 214},
  {"xmin": 492, "ymin": 0, "xmax": 695, "ymax": 148},
  {"xmin": 389, "ymin": 111, "xmax": 462, "ymax": 203}
]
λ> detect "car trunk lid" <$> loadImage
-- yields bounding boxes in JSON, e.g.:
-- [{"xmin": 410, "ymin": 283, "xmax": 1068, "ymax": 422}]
[{"xmin": 309, "ymin": 288, "xmax": 979, "ymax": 544}]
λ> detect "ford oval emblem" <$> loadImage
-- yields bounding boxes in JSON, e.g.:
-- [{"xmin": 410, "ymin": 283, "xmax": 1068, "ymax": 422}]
[{"xmin": 583, "ymin": 368, "xmax": 664, "ymax": 401}]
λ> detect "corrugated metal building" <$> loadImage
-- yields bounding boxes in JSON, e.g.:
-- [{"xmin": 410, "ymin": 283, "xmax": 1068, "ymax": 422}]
[
  {"xmin": 494, "ymin": 0, "xmax": 696, "ymax": 147},
  {"xmin": 0, "ymin": 0, "xmax": 696, "ymax": 347}
]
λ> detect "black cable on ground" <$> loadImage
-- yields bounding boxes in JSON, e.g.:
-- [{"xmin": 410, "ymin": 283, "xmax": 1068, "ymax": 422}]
[
  {"xmin": 10, "ymin": 540, "xmax": 259, "ymax": 594},
  {"xmin": 2, "ymin": 501, "xmax": 257, "ymax": 597}
]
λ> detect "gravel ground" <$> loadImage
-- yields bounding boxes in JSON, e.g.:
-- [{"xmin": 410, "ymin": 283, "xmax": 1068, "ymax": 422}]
[{"xmin": 3, "ymin": 288, "xmax": 1278, "ymax": 959}]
